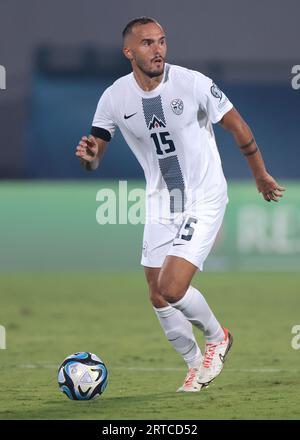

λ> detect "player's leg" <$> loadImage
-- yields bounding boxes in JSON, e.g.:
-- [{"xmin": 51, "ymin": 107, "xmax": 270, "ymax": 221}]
[
  {"xmin": 157, "ymin": 201, "xmax": 233, "ymax": 387},
  {"xmin": 158, "ymin": 255, "xmax": 225, "ymax": 342},
  {"xmin": 158, "ymin": 255, "xmax": 232, "ymax": 388},
  {"xmin": 144, "ymin": 266, "xmax": 203, "ymax": 392}
]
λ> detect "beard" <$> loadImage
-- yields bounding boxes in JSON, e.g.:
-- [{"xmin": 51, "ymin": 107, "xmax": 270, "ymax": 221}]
[{"xmin": 135, "ymin": 56, "xmax": 165, "ymax": 78}]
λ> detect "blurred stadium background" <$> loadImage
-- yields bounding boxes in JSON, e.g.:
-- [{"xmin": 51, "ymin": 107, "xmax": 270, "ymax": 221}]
[
  {"xmin": 0, "ymin": 0, "xmax": 299, "ymax": 272},
  {"xmin": 0, "ymin": 0, "xmax": 299, "ymax": 420}
]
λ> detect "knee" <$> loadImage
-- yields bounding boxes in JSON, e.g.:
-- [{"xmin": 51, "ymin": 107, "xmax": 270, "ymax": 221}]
[
  {"xmin": 157, "ymin": 275, "xmax": 186, "ymax": 304},
  {"xmin": 147, "ymin": 279, "xmax": 168, "ymax": 308}
]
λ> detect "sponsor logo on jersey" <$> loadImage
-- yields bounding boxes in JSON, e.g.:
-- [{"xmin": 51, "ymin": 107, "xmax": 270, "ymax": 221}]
[
  {"xmin": 148, "ymin": 115, "xmax": 166, "ymax": 130},
  {"xmin": 210, "ymin": 83, "xmax": 223, "ymax": 101},
  {"xmin": 124, "ymin": 112, "xmax": 137, "ymax": 120},
  {"xmin": 170, "ymin": 98, "xmax": 184, "ymax": 115}
]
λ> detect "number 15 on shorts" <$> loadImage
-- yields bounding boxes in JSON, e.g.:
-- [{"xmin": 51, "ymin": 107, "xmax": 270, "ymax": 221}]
[{"xmin": 173, "ymin": 216, "xmax": 198, "ymax": 246}]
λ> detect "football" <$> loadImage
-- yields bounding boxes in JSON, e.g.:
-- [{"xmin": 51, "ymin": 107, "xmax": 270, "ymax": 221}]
[{"xmin": 57, "ymin": 352, "xmax": 108, "ymax": 400}]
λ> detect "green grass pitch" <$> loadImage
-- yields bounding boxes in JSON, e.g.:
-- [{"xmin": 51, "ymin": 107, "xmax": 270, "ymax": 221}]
[{"xmin": 0, "ymin": 271, "xmax": 299, "ymax": 420}]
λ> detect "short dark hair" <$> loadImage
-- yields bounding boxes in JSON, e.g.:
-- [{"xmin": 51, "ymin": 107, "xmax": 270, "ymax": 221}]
[{"xmin": 122, "ymin": 17, "xmax": 159, "ymax": 40}]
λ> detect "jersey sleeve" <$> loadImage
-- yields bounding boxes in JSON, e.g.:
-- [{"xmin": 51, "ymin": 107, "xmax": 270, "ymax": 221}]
[
  {"xmin": 91, "ymin": 87, "xmax": 116, "ymax": 142},
  {"xmin": 193, "ymin": 71, "xmax": 233, "ymax": 124}
]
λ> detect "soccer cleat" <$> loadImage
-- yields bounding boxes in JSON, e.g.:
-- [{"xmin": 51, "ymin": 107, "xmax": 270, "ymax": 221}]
[
  {"xmin": 177, "ymin": 366, "xmax": 203, "ymax": 392},
  {"xmin": 197, "ymin": 327, "xmax": 233, "ymax": 387}
]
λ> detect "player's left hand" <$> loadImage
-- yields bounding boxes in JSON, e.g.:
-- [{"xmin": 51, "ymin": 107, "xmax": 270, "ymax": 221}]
[{"xmin": 255, "ymin": 172, "xmax": 286, "ymax": 202}]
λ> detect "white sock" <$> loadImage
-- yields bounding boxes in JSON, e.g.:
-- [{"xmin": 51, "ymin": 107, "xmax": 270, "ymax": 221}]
[
  {"xmin": 170, "ymin": 286, "xmax": 224, "ymax": 342},
  {"xmin": 154, "ymin": 305, "xmax": 202, "ymax": 369}
]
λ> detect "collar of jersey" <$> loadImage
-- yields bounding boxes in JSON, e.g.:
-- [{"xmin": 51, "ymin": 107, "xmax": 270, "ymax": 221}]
[{"xmin": 130, "ymin": 63, "xmax": 168, "ymax": 97}]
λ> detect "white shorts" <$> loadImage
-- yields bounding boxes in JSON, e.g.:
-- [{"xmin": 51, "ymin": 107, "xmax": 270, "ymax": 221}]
[{"xmin": 141, "ymin": 199, "xmax": 227, "ymax": 271}]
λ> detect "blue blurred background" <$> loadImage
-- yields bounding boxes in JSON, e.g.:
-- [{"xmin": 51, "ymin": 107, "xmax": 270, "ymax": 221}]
[
  {"xmin": 0, "ymin": 0, "xmax": 299, "ymax": 180},
  {"xmin": 0, "ymin": 0, "xmax": 299, "ymax": 271}
]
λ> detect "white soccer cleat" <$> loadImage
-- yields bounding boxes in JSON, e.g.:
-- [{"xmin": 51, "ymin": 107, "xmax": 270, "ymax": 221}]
[
  {"xmin": 177, "ymin": 366, "xmax": 203, "ymax": 392},
  {"xmin": 197, "ymin": 327, "xmax": 233, "ymax": 387}
]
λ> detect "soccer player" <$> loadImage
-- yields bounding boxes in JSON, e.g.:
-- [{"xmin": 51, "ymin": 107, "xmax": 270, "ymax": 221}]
[{"xmin": 75, "ymin": 17, "xmax": 285, "ymax": 392}]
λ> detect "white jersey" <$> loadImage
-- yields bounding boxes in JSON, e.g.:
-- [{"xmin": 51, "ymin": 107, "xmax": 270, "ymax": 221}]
[{"xmin": 92, "ymin": 63, "xmax": 233, "ymax": 222}]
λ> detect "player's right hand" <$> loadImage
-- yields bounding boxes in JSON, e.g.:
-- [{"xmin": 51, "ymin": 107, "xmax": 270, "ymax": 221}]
[{"xmin": 75, "ymin": 135, "xmax": 98, "ymax": 162}]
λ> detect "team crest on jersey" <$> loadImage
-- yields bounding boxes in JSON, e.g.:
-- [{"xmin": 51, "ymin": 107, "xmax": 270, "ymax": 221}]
[
  {"xmin": 170, "ymin": 98, "xmax": 184, "ymax": 115},
  {"xmin": 210, "ymin": 83, "xmax": 223, "ymax": 101},
  {"xmin": 148, "ymin": 115, "xmax": 166, "ymax": 130}
]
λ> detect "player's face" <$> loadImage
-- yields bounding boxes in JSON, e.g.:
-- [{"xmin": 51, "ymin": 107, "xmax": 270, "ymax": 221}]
[{"xmin": 124, "ymin": 23, "xmax": 167, "ymax": 78}]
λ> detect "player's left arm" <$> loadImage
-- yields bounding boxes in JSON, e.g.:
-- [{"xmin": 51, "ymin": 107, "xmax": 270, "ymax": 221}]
[{"xmin": 219, "ymin": 107, "xmax": 285, "ymax": 202}]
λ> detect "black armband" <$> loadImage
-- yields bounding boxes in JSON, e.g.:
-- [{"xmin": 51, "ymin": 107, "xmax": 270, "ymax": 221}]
[
  {"xmin": 239, "ymin": 138, "xmax": 254, "ymax": 149},
  {"xmin": 90, "ymin": 126, "xmax": 111, "ymax": 142},
  {"xmin": 243, "ymin": 147, "xmax": 258, "ymax": 156}
]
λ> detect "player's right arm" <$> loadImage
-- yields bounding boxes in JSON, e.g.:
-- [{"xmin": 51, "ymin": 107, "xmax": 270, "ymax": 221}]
[
  {"xmin": 75, "ymin": 135, "xmax": 107, "ymax": 171},
  {"xmin": 76, "ymin": 86, "xmax": 115, "ymax": 171}
]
